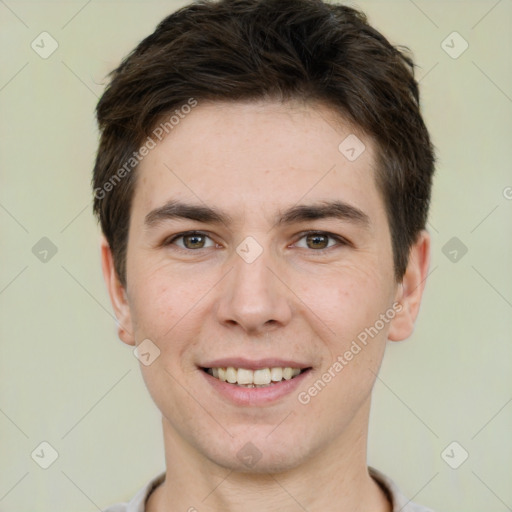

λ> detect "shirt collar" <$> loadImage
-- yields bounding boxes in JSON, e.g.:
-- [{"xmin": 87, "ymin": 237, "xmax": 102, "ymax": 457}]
[{"xmin": 123, "ymin": 467, "xmax": 434, "ymax": 512}]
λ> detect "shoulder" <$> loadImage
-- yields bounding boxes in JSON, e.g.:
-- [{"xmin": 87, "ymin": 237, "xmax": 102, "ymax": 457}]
[
  {"xmin": 101, "ymin": 472, "xmax": 166, "ymax": 512},
  {"xmin": 369, "ymin": 467, "xmax": 436, "ymax": 512},
  {"xmin": 101, "ymin": 505, "xmax": 128, "ymax": 512}
]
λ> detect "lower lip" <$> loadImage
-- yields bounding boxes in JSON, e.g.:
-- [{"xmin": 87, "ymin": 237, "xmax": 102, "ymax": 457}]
[{"xmin": 201, "ymin": 369, "xmax": 311, "ymax": 406}]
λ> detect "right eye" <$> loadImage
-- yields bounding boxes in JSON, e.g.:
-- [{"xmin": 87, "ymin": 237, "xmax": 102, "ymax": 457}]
[{"xmin": 165, "ymin": 231, "xmax": 217, "ymax": 250}]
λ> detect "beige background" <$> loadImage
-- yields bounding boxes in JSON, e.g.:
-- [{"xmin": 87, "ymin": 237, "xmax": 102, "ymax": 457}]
[{"xmin": 1, "ymin": 1, "xmax": 511, "ymax": 511}]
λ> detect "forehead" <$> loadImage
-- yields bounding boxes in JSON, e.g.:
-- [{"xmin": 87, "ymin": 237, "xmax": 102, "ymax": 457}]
[{"xmin": 133, "ymin": 100, "xmax": 385, "ymax": 227}]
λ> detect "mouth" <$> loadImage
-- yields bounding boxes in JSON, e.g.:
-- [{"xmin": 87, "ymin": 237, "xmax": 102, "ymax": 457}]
[{"xmin": 201, "ymin": 366, "xmax": 311, "ymax": 388}]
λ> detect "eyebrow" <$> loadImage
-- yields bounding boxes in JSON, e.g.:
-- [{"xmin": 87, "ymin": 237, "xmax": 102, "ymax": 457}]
[{"xmin": 144, "ymin": 199, "xmax": 370, "ymax": 229}]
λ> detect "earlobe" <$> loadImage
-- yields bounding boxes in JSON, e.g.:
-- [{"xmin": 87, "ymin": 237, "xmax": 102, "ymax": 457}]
[
  {"xmin": 388, "ymin": 230, "xmax": 431, "ymax": 342},
  {"xmin": 100, "ymin": 237, "xmax": 135, "ymax": 346}
]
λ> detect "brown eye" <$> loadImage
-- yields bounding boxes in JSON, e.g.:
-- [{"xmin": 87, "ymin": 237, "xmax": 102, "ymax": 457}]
[
  {"xmin": 306, "ymin": 233, "xmax": 329, "ymax": 249},
  {"xmin": 167, "ymin": 232, "xmax": 215, "ymax": 250},
  {"xmin": 183, "ymin": 234, "xmax": 206, "ymax": 249},
  {"xmin": 294, "ymin": 232, "xmax": 345, "ymax": 251}
]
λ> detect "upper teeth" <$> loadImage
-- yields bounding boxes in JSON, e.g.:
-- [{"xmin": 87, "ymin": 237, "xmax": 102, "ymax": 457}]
[{"xmin": 207, "ymin": 367, "xmax": 302, "ymax": 386}]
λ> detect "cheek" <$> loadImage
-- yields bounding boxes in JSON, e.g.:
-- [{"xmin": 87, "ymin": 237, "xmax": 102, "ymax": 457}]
[
  {"xmin": 126, "ymin": 261, "xmax": 218, "ymax": 347},
  {"xmin": 126, "ymin": 266, "xmax": 181, "ymax": 341},
  {"xmin": 294, "ymin": 262, "xmax": 392, "ymax": 341}
]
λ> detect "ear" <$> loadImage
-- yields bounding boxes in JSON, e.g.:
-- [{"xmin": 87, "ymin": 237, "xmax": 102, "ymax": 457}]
[
  {"xmin": 388, "ymin": 230, "xmax": 431, "ymax": 342},
  {"xmin": 100, "ymin": 236, "xmax": 135, "ymax": 346}
]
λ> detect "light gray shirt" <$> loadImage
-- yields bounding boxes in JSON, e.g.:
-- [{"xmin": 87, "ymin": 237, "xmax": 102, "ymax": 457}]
[{"xmin": 102, "ymin": 467, "xmax": 435, "ymax": 512}]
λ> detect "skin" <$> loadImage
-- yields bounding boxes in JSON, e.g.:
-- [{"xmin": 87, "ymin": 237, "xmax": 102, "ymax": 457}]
[{"xmin": 101, "ymin": 99, "xmax": 430, "ymax": 512}]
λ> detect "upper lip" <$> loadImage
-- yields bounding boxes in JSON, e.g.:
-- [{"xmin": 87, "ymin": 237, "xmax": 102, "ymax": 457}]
[{"xmin": 200, "ymin": 357, "xmax": 311, "ymax": 371}]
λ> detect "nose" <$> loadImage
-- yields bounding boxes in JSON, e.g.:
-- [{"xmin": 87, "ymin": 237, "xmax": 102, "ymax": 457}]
[{"xmin": 215, "ymin": 242, "xmax": 292, "ymax": 335}]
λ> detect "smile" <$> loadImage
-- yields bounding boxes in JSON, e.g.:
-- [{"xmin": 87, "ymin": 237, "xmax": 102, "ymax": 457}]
[{"xmin": 203, "ymin": 366, "xmax": 308, "ymax": 387}]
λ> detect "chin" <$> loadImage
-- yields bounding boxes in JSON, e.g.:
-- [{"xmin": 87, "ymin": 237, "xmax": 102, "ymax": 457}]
[
  {"xmin": 201, "ymin": 430, "xmax": 313, "ymax": 474},
  {"xmin": 212, "ymin": 450, "xmax": 308, "ymax": 475}
]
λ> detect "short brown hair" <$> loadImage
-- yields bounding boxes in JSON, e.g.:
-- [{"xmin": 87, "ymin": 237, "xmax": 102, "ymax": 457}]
[{"xmin": 93, "ymin": 0, "xmax": 435, "ymax": 286}]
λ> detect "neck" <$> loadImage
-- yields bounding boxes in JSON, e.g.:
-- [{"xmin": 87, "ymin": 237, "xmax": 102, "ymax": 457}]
[{"xmin": 147, "ymin": 401, "xmax": 390, "ymax": 512}]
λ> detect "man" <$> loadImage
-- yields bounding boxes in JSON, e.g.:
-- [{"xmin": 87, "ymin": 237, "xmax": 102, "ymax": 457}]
[{"xmin": 93, "ymin": 0, "xmax": 435, "ymax": 510}]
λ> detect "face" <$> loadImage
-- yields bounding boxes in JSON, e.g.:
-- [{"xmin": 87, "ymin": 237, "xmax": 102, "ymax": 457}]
[{"xmin": 103, "ymin": 100, "xmax": 429, "ymax": 473}]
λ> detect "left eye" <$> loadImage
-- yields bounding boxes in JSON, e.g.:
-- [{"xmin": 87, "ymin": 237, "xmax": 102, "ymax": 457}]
[{"xmin": 294, "ymin": 232, "xmax": 342, "ymax": 250}]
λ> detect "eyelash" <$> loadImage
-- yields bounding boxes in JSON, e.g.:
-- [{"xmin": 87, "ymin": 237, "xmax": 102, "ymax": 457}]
[{"xmin": 163, "ymin": 230, "xmax": 349, "ymax": 253}]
